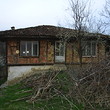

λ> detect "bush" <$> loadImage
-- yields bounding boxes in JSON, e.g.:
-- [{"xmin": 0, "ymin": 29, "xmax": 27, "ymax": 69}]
[{"xmin": 67, "ymin": 57, "xmax": 110, "ymax": 109}]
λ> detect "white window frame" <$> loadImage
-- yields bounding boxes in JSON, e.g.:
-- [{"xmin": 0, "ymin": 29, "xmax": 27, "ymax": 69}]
[
  {"xmin": 82, "ymin": 41, "xmax": 97, "ymax": 57},
  {"xmin": 20, "ymin": 41, "xmax": 39, "ymax": 57}
]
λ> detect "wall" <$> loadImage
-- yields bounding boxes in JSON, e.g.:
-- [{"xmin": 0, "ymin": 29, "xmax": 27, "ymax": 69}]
[
  {"xmin": 65, "ymin": 42, "xmax": 106, "ymax": 64},
  {"xmin": 7, "ymin": 39, "xmax": 55, "ymax": 84},
  {"xmin": 6, "ymin": 39, "xmax": 106, "ymax": 84},
  {"xmin": 73, "ymin": 42, "xmax": 106, "ymax": 64},
  {"xmin": 7, "ymin": 65, "xmax": 53, "ymax": 85},
  {"xmin": 66, "ymin": 43, "xmax": 73, "ymax": 63},
  {"xmin": 7, "ymin": 40, "xmax": 54, "ymax": 65},
  {"xmin": 7, "ymin": 39, "xmax": 106, "ymax": 65}
]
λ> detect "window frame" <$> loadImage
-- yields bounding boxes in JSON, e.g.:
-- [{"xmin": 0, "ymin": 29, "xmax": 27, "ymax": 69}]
[
  {"xmin": 55, "ymin": 41, "xmax": 65, "ymax": 57},
  {"xmin": 82, "ymin": 41, "xmax": 97, "ymax": 57},
  {"xmin": 20, "ymin": 41, "xmax": 39, "ymax": 57}
]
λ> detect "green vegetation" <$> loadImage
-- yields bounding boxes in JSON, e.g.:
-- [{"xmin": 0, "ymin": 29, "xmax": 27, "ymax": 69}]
[
  {"xmin": 1, "ymin": 69, "xmax": 109, "ymax": 110},
  {"xmin": 0, "ymin": 72, "xmax": 83, "ymax": 110}
]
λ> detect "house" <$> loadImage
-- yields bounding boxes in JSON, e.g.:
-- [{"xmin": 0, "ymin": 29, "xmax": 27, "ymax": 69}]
[{"xmin": 0, "ymin": 25, "xmax": 109, "ymax": 84}]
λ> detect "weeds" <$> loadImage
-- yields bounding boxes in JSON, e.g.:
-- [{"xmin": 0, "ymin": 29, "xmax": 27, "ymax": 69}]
[{"xmin": 0, "ymin": 58, "xmax": 110, "ymax": 110}]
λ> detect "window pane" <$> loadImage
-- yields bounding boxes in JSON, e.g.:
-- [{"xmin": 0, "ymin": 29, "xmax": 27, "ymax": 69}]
[
  {"xmin": 55, "ymin": 42, "xmax": 64, "ymax": 56},
  {"xmin": 60, "ymin": 43, "xmax": 64, "ymax": 56},
  {"xmin": 92, "ymin": 42, "xmax": 96, "ymax": 56},
  {"xmin": 20, "ymin": 42, "xmax": 26, "ymax": 56},
  {"xmin": 82, "ymin": 41, "xmax": 96, "ymax": 56},
  {"xmin": 82, "ymin": 47, "xmax": 86, "ymax": 56},
  {"xmin": 20, "ymin": 41, "xmax": 39, "ymax": 56},
  {"xmin": 33, "ymin": 42, "xmax": 38, "ymax": 56},
  {"xmin": 56, "ymin": 42, "xmax": 60, "ymax": 56},
  {"xmin": 86, "ymin": 42, "xmax": 91, "ymax": 56},
  {"xmin": 82, "ymin": 42, "xmax": 86, "ymax": 56},
  {"xmin": 27, "ymin": 42, "xmax": 32, "ymax": 56}
]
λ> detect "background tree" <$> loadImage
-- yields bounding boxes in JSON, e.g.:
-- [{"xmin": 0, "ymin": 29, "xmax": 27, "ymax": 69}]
[
  {"xmin": 100, "ymin": 0, "xmax": 110, "ymax": 55},
  {"xmin": 66, "ymin": 0, "xmax": 92, "ymax": 67},
  {"xmin": 58, "ymin": 0, "xmax": 107, "ymax": 66},
  {"xmin": 102, "ymin": 0, "xmax": 110, "ymax": 20},
  {"xmin": 60, "ymin": 0, "xmax": 106, "ymax": 66}
]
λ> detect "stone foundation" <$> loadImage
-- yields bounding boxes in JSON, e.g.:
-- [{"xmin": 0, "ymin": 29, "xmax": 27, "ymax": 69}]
[
  {"xmin": 7, "ymin": 65, "xmax": 53, "ymax": 84},
  {"xmin": 7, "ymin": 64, "xmax": 67, "ymax": 85}
]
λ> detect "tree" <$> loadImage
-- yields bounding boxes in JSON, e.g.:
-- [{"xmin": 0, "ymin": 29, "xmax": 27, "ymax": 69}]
[
  {"xmin": 67, "ymin": 0, "xmax": 92, "ymax": 67},
  {"xmin": 101, "ymin": 0, "xmax": 110, "ymax": 55},
  {"xmin": 101, "ymin": 0, "xmax": 110, "ymax": 32},
  {"xmin": 58, "ymin": 0, "xmax": 106, "ymax": 67},
  {"xmin": 64, "ymin": 0, "xmax": 106, "ymax": 66},
  {"xmin": 102, "ymin": 0, "xmax": 110, "ymax": 19}
]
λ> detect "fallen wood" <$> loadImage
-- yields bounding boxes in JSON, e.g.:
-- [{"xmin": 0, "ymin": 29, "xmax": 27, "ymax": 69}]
[
  {"xmin": 15, "ymin": 90, "xmax": 32, "ymax": 94},
  {"xmin": 10, "ymin": 96, "xmax": 31, "ymax": 102}
]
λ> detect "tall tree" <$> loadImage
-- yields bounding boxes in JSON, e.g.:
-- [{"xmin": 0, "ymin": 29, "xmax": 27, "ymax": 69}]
[
  {"xmin": 101, "ymin": 0, "xmax": 110, "ymax": 54},
  {"xmin": 102, "ymin": 0, "xmax": 110, "ymax": 19},
  {"xmin": 68, "ymin": 0, "xmax": 91, "ymax": 67}
]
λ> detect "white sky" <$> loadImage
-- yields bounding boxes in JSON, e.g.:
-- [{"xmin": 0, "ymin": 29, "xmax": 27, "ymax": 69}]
[{"xmin": 0, "ymin": 0, "xmax": 106, "ymax": 31}]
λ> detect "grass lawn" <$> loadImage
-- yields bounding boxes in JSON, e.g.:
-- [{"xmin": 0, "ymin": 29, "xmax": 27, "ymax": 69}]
[
  {"xmin": 0, "ymin": 71, "xmax": 109, "ymax": 110},
  {"xmin": 0, "ymin": 72, "xmax": 84, "ymax": 110}
]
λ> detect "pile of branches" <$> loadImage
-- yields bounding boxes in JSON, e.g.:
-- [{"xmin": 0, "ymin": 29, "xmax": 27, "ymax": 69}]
[
  {"xmin": 12, "ymin": 70, "xmax": 79, "ymax": 109},
  {"xmin": 68, "ymin": 57, "xmax": 110, "ymax": 109},
  {"xmin": 21, "ymin": 70, "xmax": 72, "ymax": 103},
  {"xmin": 11, "ymin": 57, "xmax": 110, "ymax": 109}
]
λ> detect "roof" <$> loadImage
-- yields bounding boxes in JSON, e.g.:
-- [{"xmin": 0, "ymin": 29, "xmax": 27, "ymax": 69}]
[
  {"xmin": 0, "ymin": 25, "xmax": 109, "ymax": 40},
  {"xmin": 0, "ymin": 25, "xmax": 73, "ymax": 39}
]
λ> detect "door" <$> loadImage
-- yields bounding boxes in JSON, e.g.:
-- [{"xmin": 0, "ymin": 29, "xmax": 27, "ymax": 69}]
[{"xmin": 55, "ymin": 41, "xmax": 65, "ymax": 62}]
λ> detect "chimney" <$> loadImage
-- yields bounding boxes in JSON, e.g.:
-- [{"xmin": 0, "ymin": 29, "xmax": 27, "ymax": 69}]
[{"xmin": 11, "ymin": 26, "xmax": 15, "ymax": 30}]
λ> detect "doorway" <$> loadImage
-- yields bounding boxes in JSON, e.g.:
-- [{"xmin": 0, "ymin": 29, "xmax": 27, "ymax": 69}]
[{"xmin": 55, "ymin": 41, "xmax": 65, "ymax": 63}]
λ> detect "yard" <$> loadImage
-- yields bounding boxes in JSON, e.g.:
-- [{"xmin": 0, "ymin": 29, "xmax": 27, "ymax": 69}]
[
  {"xmin": 0, "ymin": 71, "xmax": 83, "ymax": 110},
  {"xmin": 0, "ymin": 61, "xmax": 110, "ymax": 110}
]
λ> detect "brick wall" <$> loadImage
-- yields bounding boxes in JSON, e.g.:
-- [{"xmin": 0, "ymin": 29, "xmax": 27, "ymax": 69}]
[
  {"xmin": 7, "ymin": 40, "xmax": 54, "ymax": 64},
  {"xmin": 72, "ymin": 42, "xmax": 106, "ymax": 64},
  {"xmin": 7, "ymin": 40, "xmax": 106, "ymax": 65}
]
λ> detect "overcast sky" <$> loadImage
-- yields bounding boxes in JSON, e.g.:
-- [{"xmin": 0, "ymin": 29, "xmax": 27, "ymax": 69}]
[{"xmin": 0, "ymin": 0, "xmax": 106, "ymax": 31}]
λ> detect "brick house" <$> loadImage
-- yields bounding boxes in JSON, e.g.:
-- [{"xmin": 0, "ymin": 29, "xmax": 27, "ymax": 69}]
[{"xmin": 0, "ymin": 25, "xmax": 109, "ymax": 84}]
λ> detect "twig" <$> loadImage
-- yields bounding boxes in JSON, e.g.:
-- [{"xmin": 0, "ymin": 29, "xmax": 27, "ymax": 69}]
[{"xmin": 11, "ymin": 96, "xmax": 31, "ymax": 102}]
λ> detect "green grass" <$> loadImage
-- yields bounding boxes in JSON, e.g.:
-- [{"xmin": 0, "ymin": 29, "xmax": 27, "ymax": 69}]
[
  {"xmin": 0, "ymin": 84, "xmax": 33, "ymax": 110},
  {"xmin": 0, "ymin": 84, "xmax": 83, "ymax": 110},
  {"xmin": 0, "ymin": 72, "xmax": 84, "ymax": 110},
  {"xmin": 0, "ymin": 71, "xmax": 108, "ymax": 110}
]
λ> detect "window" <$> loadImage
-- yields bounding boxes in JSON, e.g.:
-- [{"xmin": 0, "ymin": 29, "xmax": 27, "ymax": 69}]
[
  {"xmin": 20, "ymin": 41, "xmax": 39, "ymax": 56},
  {"xmin": 82, "ymin": 41, "xmax": 97, "ymax": 56},
  {"xmin": 55, "ymin": 42, "xmax": 65, "ymax": 56}
]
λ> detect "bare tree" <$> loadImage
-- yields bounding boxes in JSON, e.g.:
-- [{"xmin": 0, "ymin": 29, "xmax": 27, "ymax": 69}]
[
  {"xmin": 101, "ymin": 0, "xmax": 110, "ymax": 32},
  {"xmin": 100, "ymin": 0, "xmax": 110, "ymax": 55},
  {"xmin": 57, "ymin": 0, "xmax": 107, "ymax": 67},
  {"xmin": 67, "ymin": 0, "xmax": 92, "ymax": 67},
  {"xmin": 102, "ymin": 0, "xmax": 110, "ymax": 19},
  {"xmin": 62, "ymin": 0, "xmax": 106, "ymax": 66}
]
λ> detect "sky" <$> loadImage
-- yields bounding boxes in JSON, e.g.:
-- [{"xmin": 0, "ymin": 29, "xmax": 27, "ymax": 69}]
[{"xmin": 0, "ymin": 0, "xmax": 106, "ymax": 31}]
